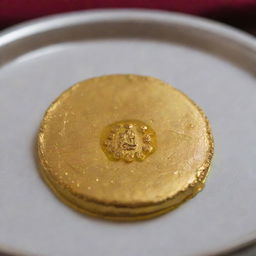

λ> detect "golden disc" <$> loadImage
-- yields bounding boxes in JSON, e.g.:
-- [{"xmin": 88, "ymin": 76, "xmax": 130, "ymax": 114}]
[{"xmin": 37, "ymin": 74, "xmax": 213, "ymax": 220}]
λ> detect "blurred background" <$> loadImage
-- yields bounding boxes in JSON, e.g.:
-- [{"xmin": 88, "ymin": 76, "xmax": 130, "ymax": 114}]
[{"xmin": 0, "ymin": 0, "xmax": 256, "ymax": 35}]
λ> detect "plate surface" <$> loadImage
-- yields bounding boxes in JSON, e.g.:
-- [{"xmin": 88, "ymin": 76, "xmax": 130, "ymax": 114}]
[{"xmin": 0, "ymin": 9, "xmax": 256, "ymax": 256}]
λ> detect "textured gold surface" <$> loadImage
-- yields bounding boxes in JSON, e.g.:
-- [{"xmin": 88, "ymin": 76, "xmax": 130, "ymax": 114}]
[{"xmin": 37, "ymin": 74, "xmax": 214, "ymax": 220}]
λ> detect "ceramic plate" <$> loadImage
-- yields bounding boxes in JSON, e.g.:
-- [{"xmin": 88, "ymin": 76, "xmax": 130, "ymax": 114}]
[{"xmin": 0, "ymin": 9, "xmax": 256, "ymax": 256}]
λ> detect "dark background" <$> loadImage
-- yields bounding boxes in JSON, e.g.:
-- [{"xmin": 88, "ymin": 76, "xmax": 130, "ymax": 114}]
[{"xmin": 0, "ymin": 0, "xmax": 256, "ymax": 35}]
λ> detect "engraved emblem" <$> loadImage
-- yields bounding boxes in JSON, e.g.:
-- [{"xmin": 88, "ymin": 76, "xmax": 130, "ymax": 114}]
[{"xmin": 101, "ymin": 120, "xmax": 156, "ymax": 162}]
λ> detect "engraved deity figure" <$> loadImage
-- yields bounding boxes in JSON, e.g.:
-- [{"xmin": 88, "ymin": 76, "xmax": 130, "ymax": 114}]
[{"xmin": 119, "ymin": 127, "xmax": 137, "ymax": 152}]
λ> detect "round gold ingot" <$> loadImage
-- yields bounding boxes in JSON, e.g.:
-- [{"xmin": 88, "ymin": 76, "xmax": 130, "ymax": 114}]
[{"xmin": 37, "ymin": 74, "xmax": 214, "ymax": 221}]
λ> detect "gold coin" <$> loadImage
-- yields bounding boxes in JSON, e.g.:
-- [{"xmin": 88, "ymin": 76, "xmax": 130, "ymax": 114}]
[{"xmin": 37, "ymin": 74, "xmax": 213, "ymax": 221}]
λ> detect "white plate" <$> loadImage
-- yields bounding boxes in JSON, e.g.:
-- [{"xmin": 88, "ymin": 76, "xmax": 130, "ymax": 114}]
[{"xmin": 0, "ymin": 9, "xmax": 256, "ymax": 256}]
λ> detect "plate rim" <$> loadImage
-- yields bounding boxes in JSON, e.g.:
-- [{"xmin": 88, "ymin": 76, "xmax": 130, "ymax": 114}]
[{"xmin": 0, "ymin": 8, "xmax": 255, "ymax": 51}]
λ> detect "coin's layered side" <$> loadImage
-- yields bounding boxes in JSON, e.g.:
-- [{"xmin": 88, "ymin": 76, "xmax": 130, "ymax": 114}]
[{"xmin": 37, "ymin": 74, "xmax": 214, "ymax": 221}]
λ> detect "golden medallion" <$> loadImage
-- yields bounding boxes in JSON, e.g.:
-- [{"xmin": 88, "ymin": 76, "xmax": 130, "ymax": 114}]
[
  {"xmin": 37, "ymin": 74, "xmax": 214, "ymax": 221},
  {"xmin": 101, "ymin": 120, "xmax": 156, "ymax": 162}
]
